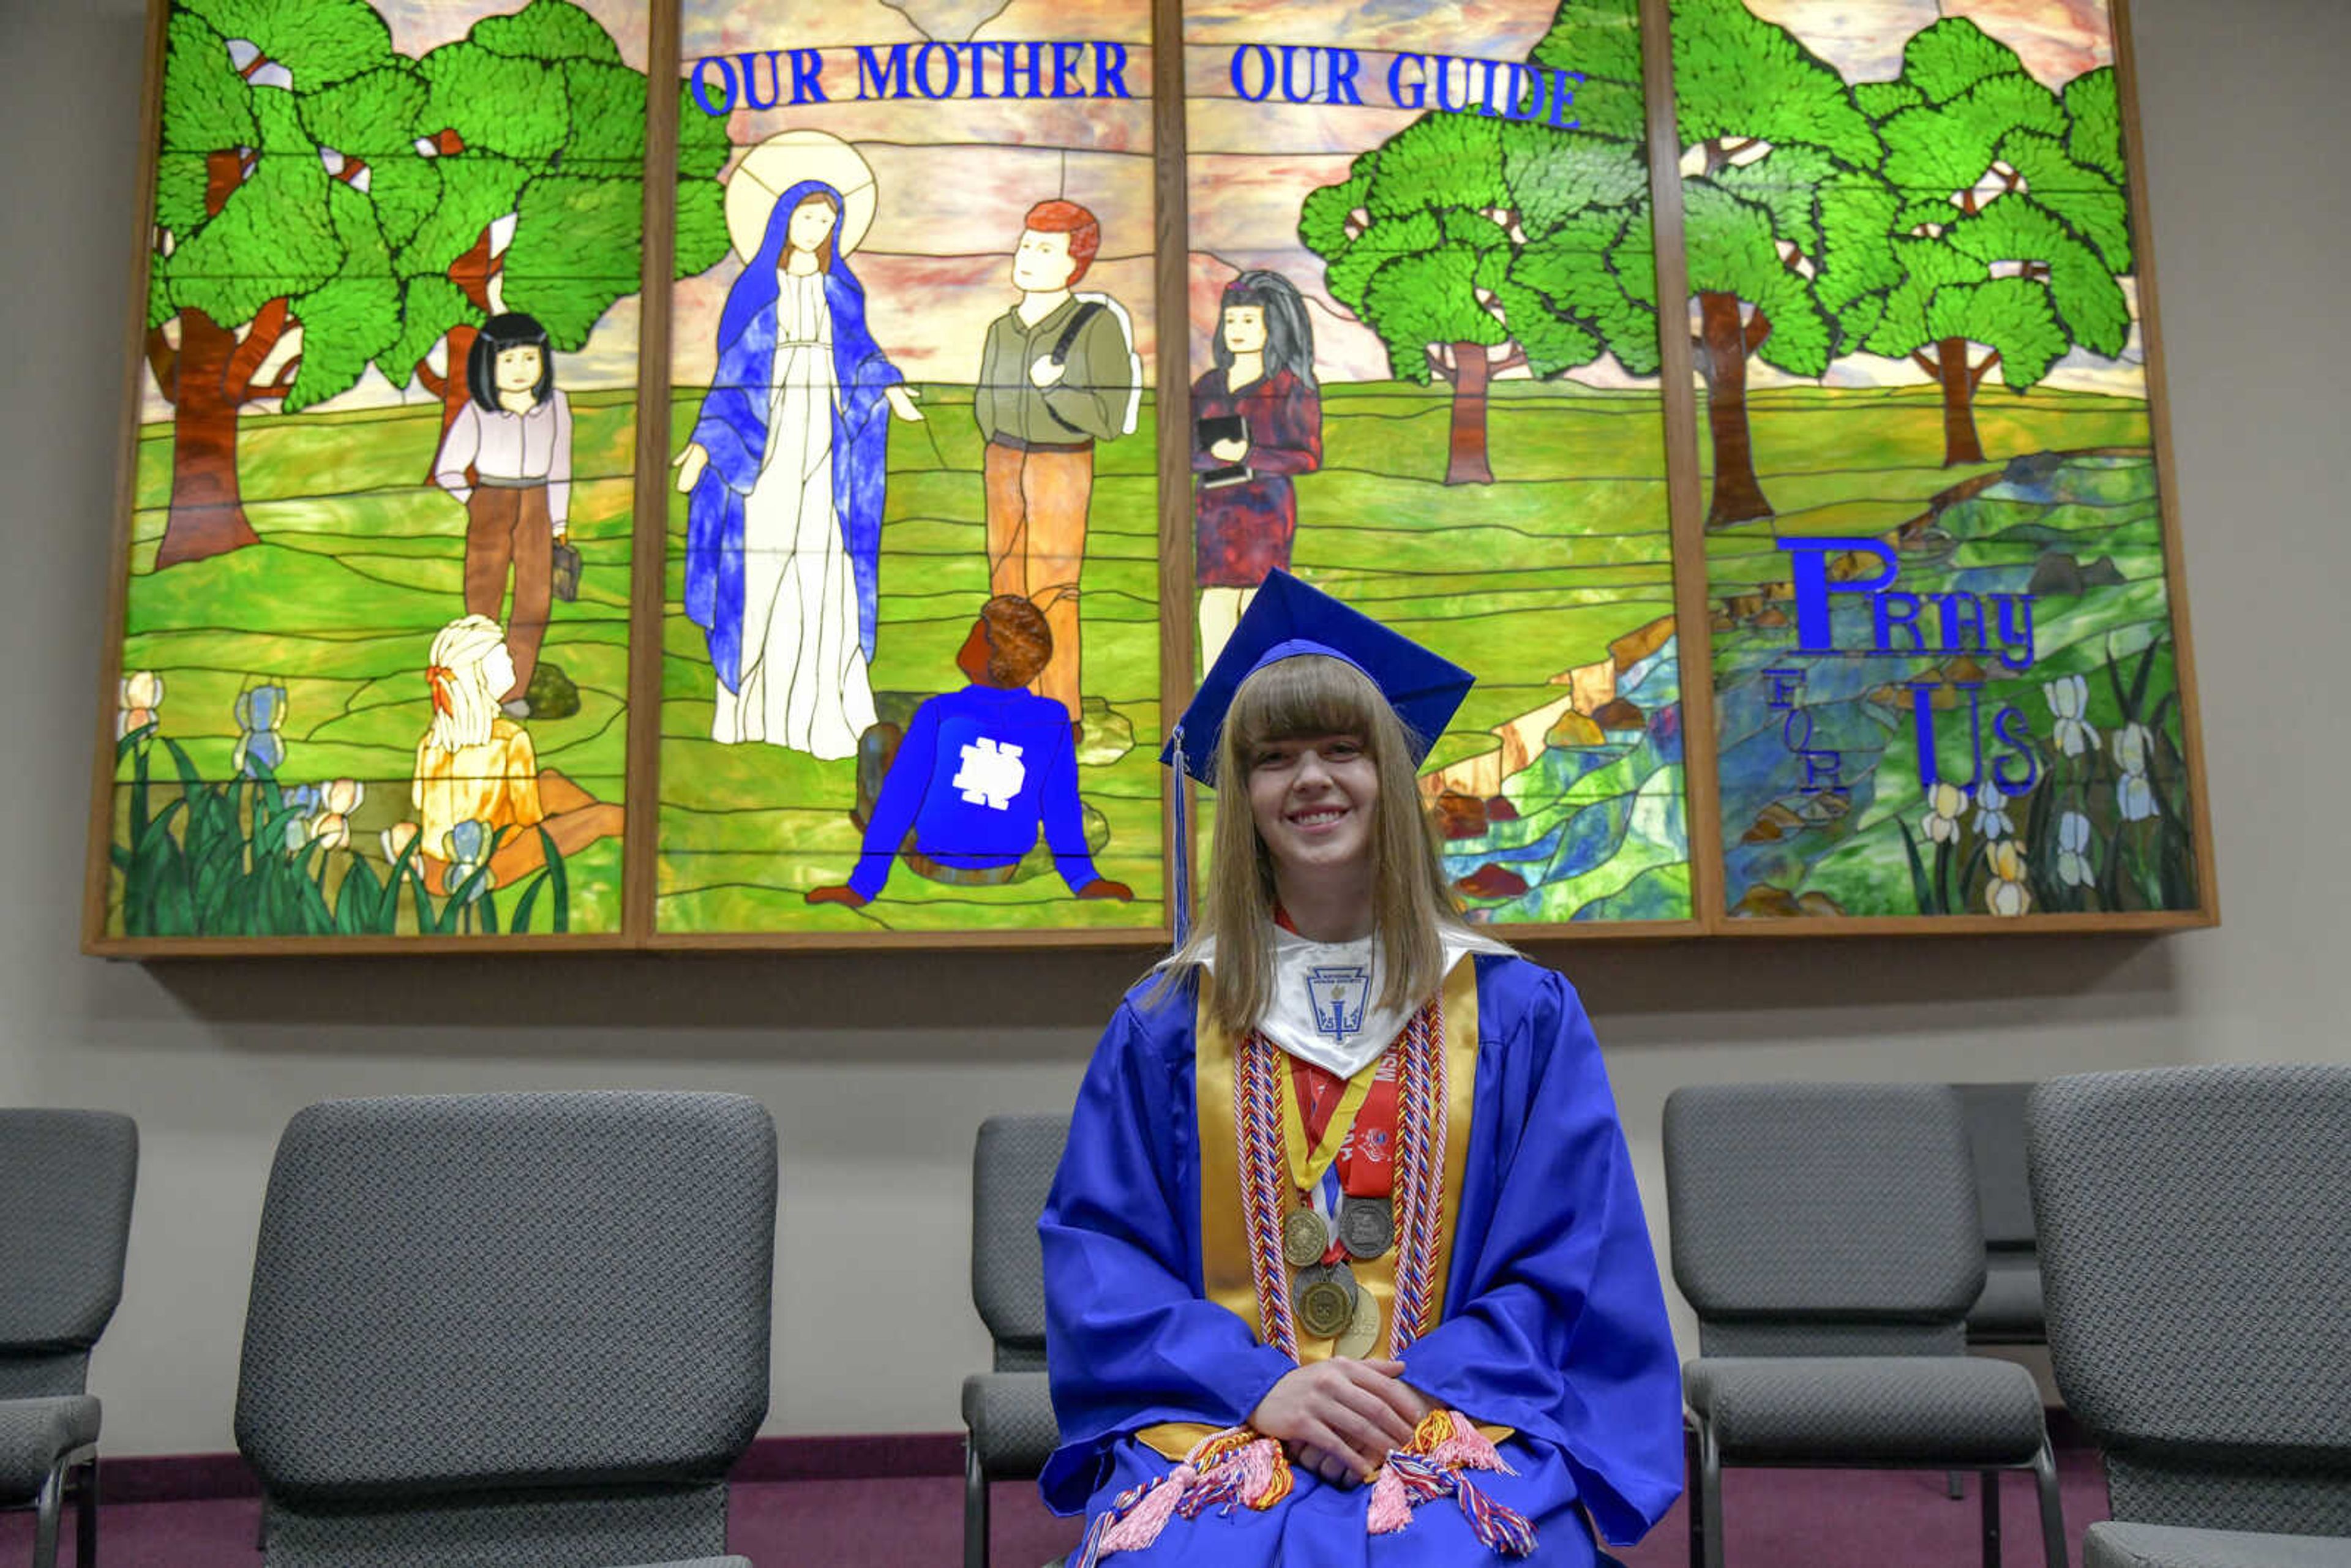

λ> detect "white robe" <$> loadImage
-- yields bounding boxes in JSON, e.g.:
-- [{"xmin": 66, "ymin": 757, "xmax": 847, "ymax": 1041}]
[{"xmin": 711, "ymin": 268, "xmax": 877, "ymax": 759}]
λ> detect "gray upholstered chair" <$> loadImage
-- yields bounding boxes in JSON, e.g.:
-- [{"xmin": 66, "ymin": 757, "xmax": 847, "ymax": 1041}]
[
  {"xmin": 1959, "ymin": 1082, "xmax": 2045, "ymax": 1347},
  {"xmin": 962, "ymin": 1114, "xmax": 1067, "ymax": 1568},
  {"xmin": 0, "ymin": 1110, "xmax": 138, "ymax": 1568},
  {"xmin": 2028, "ymin": 1065, "xmax": 2351, "ymax": 1568},
  {"xmin": 234, "ymin": 1092, "xmax": 775, "ymax": 1567},
  {"xmin": 1663, "ymin": 1082, "xmax": 2067, "ymax": 1568}
]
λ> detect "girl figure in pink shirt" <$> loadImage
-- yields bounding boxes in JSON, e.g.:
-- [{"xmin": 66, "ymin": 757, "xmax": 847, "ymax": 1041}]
[{"xmin": 432, "ymin": 313, "xmax": 571, "ymax": 718}]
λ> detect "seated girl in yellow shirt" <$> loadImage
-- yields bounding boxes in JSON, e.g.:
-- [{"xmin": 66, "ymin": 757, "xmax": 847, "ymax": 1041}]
[{"xmin": 405, "ymin": 615, "xmax": 620, "ymax": 895}]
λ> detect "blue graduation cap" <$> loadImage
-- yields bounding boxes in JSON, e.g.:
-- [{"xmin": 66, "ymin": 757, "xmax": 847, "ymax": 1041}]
[
  {"xmin": 1163, "ymin": 569, "xmax": 1475, "ymax": 788},
  {"xmin": 1161, "ymin": 571, "xmax": 1474, "ymax": 942}
]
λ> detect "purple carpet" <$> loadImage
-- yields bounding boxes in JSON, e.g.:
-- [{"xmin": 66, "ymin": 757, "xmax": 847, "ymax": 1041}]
[{"xmin": 0, "ymin": 1450, "xmax": 2110, "ymax": 1566}]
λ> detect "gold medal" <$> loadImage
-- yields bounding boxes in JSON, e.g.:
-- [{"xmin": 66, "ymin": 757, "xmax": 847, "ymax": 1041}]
[
  {"xmin": 1283, "ymin": 1207, "xmax": 1329, "ymax": 1269},
  {"xmin": 1333, "ymin": 1286, "xmax": 1383, "ymax": 1359},
  {"xmin": 1294, "ymin": 1264, "xmax": 1354, "ymax": 1338}
]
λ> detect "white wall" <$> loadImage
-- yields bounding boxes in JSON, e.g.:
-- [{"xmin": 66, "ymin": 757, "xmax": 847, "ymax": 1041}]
[{"xmin": 1, "ymin": 0, "xmax": 2342, "ymax": 1457}]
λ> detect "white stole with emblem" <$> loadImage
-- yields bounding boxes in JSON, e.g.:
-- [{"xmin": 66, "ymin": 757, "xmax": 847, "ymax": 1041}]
[{"xmin": 1194, "ymin": 925, "xmax": 1511, "ymax": 1077}]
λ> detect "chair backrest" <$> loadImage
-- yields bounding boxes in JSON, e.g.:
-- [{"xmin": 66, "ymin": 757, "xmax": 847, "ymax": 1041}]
[
  {"xmin": 1663, "ymin": 1082, "xmax": 1984, "ymax": 1357},
  {"xmin": 0, "ymin": 1110, "xmax": 138, "ymax": 1398},
  {"xmin": 972, "ymin": 1115, "xmax": 1067, "ymax": 1373},
  {"xmin": 1955, "ymin": 1082, "xmax": 2038, "ymax": 1251},
  {"xmin": 236, "ymin": 1092, "xmax": 776, "ymax": 1566},
  {"xmin": 2028, "ymin": 1065, "xmax": 2351, "ymax": 1537}
]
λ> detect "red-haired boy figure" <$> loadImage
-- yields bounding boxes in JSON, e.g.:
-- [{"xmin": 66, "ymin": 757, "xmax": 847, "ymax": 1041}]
[{"xmin": 973, "ymin": 199, "xmax": 1142, "ymax": 725}]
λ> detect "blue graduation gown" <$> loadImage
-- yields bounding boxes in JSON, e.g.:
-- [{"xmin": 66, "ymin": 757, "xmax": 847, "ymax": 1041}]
[{"xmin": 1038, "ymin": 953, "xmax": 1684, "ymax": 1564}]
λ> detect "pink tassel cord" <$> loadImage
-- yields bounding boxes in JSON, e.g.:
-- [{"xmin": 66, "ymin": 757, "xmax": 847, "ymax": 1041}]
[
  {"xmin": 1098, "ymin": 1463, "xmax": 1193, "ymax": 1551},
  {"xmin": 1233, "ymin": 1436, "xmax": 1284, "ymax": 1507},
  {"xmin": 1088, "ymin": 1431, "xmax": 1297, "ymax": 1560},
  {"xmin": 1366, "ymin": 1464, "xmax": 1414, "ymax": 1534},
  {"xmin": 1357, "ymin": 1414, "xmax": 1539, "ymax": 1557},
  {"xmin": 1083, "ymin": 1419, "xmax": 1534, "ymax": 1559},
  {"xmin": 1428, "ymin": 1421, "xmax": 1517, "ymax": 1477}
]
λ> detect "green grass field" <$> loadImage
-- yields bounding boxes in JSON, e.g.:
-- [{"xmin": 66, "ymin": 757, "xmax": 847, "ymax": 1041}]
[
  {"xmin": 106, "ymin": 373, "xmax": 2180, "ymax": 938},
  {"xmin": 651, "ymin": 379, "xmax": 1690, "ymax": 933},
  {"xmin": 111, "ymin": 392, "xmax": 637, "ymax": 936}
]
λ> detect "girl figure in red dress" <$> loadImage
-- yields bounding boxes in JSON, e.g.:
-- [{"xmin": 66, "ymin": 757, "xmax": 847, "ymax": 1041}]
[{"xmin": 1193, "ymin": 271, "xmax": 1322, "ymax": 668}]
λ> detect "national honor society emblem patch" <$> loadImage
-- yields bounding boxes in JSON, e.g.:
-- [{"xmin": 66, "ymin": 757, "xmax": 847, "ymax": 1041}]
[{"xmin": 1305, "ymin": 965, "xmax": 1371, "ymax": 1040}]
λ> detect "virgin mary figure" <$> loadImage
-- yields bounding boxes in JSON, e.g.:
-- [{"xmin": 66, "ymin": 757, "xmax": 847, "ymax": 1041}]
[{"xmin": 678, "ymin": 177, "xmax": 921, "ymax": 757}]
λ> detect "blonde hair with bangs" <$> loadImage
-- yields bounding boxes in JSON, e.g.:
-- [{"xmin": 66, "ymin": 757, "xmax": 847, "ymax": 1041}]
[{"xmin": 1161, "ymin": 655, "xmax": 1477, "ymax": 1039}]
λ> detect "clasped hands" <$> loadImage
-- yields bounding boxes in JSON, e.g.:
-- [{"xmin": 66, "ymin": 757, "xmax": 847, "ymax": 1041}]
[{"xmin": 1247, "ymin": 1358, "xmax": 1433, "ymax": 1490}]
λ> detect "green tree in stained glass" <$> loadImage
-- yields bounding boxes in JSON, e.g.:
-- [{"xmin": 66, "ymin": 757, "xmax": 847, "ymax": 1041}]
[
  {"xmin": 1846, "ymin": 20, "xmax": 2133, "ymax": 467},
  {"xmin": 147, "ymin": 0, "xmax": 400, "ymax": 566},
  {"xmin": 145, "ymin": 0, "xmax": 729, "ymax": 567},
  {"xmin": 1299, "ymin": 0, "xmax": 1657, "ymax": 486},
  {"xmin": 1670, "ymin": 0, "xmax": 1888, "ymax": 528}
]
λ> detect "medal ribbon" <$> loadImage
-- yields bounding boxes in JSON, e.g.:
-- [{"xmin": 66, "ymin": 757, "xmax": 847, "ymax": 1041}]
[
  {"xmin": 1237, "ymin": 999, "xmax": 1444, "ymax": 1360},
  {"xmin": 1292, "ymin": 1052, "xmax": 1401, "ymax": 1198},
  {"xmin": 1279, "ymin": 1056, "xmax": 1374, "ymax": 1196}
]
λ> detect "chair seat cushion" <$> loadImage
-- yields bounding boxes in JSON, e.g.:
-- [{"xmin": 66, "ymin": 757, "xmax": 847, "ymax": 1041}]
[
  {"xmin": 1684, "ymin": 1356, "xmax": 2046, "ymax": 1465},
  {"xmin": 962, "ymin": 1371, "xmax": 1060, "ymax": 1479},
  {"xmin": 0, "ymin": 1397, "xmax": 99, "ymax": 1501},
  {"xmin": 1967, "ymin": 1255, "xmax": 2045, "ymax": 1339},
  {"xmin": 2085, "ymin": 1521, "xmax": 2351, "ymax": 1567}
]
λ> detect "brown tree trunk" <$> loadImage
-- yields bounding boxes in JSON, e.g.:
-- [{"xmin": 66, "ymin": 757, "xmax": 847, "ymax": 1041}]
[
  {"xmin": 155, "ymin": 309, "xmax": 260, "ymax": 569},
  {"xmin": 420, "ymin": 323, "xmax": 482, "ymax": 489},
  {"xmin": 437, "ymin": 323, "xmax": 479, "ymax": 440},
  {"xmin": 431, "ymin": 225, "xmax": 500, "ymax": 454},
  {"xmin": 1937, "ymin": 336, "xmax": 1986, "ymax": 467},
  {"xmin": 1443, "ymin": 343, "xmax": 1493, "ymax": 487},
  {"xmin": 1698, "ymin": 291, "xmax": 1772, "ymax": 527}
]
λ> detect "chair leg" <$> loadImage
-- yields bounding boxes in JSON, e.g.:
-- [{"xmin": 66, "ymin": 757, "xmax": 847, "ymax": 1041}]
[
  {"xmin": 1979, "ymin": 1469, "xmax": 2001, "ymax": 1568},
  {"xmin": 1685, "ymin": 1424, "xmax": 1703, "ymax": 1568},
  {"xmin": 963, "ymin": 1438, "xmax": 990, "ymax": 1568},
  {"xmin": 31, "ymin": 1461, "xmax": 64, "ymax": 1568},
  {"xmin": 1947, "ymin": 1470, "xmax": 1965, "ymax": 1500},
  {"xmin": 2030, "ymin": 1442, "xmax": 2069, "ymax": 1568},
  {"xmin": 1697, "ymin": 1417, "xmax": 1725, "ymax": 1568},
  {"xmin": 75, "ymin": 1458, "xmax": 98, "ymax": 1568}
]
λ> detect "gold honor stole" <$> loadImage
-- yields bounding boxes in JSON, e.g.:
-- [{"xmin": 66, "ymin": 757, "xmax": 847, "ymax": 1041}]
[{"xmin": 1139, "ymin": 953, "xmax": 1488, "ymax": 1460}]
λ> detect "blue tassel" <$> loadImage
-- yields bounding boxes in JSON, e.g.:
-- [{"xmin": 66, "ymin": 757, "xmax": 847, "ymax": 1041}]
[{"xmin": 1169, "ymin": 722, "xmax": 1193, "ymax": 946}]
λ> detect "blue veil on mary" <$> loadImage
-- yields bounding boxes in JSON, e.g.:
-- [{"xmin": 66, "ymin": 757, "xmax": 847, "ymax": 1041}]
[{"xmin": 683, "ymin": 179, "xmax": 903, "ymax": 694}]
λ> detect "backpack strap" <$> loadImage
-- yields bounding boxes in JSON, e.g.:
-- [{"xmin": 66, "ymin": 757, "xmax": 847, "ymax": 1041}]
[
  {"xmin": 1051, "ymin": 299, "xmax": 1106, "ymax": 366},
  {"xmin": 1041, "ymin": 300, "xmax": 1111, "ymax": 437}
]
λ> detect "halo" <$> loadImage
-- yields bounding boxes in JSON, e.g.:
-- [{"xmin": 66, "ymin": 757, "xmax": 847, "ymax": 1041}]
[{"xmin": 725, "ymin": 130, "xmax": 879, "ymax": 263}]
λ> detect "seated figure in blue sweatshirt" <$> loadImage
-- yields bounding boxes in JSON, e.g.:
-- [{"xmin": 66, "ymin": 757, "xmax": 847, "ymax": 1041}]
[{"xmin": 808, "ymin": 596, "xmax": 1134, "ymax": 908}]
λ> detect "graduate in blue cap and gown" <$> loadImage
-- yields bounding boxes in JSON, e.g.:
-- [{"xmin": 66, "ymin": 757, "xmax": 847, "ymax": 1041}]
[{"xmin": 1038, "ymin": 570, "xmax": 1684, "ymax": 1565}]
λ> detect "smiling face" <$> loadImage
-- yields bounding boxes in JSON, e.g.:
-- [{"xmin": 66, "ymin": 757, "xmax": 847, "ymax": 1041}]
[
  {"xmin": 1246, "ymin": 731, "xmax": 1378, "ymax": 889},
  {"xmin": 786, "ymin": 194, "xmax": 839, "ymax": 257},
  {"xmin": 1011, "ymin": 227, "xmax": 1078, "ymax": 293},
  {"xmin": 493, "ymin": 345, "xmax": 544, "ymax": 396},
  {"xmin": 1221, "ymin": 304, "xmax": 1267, "ymax": 356}
]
